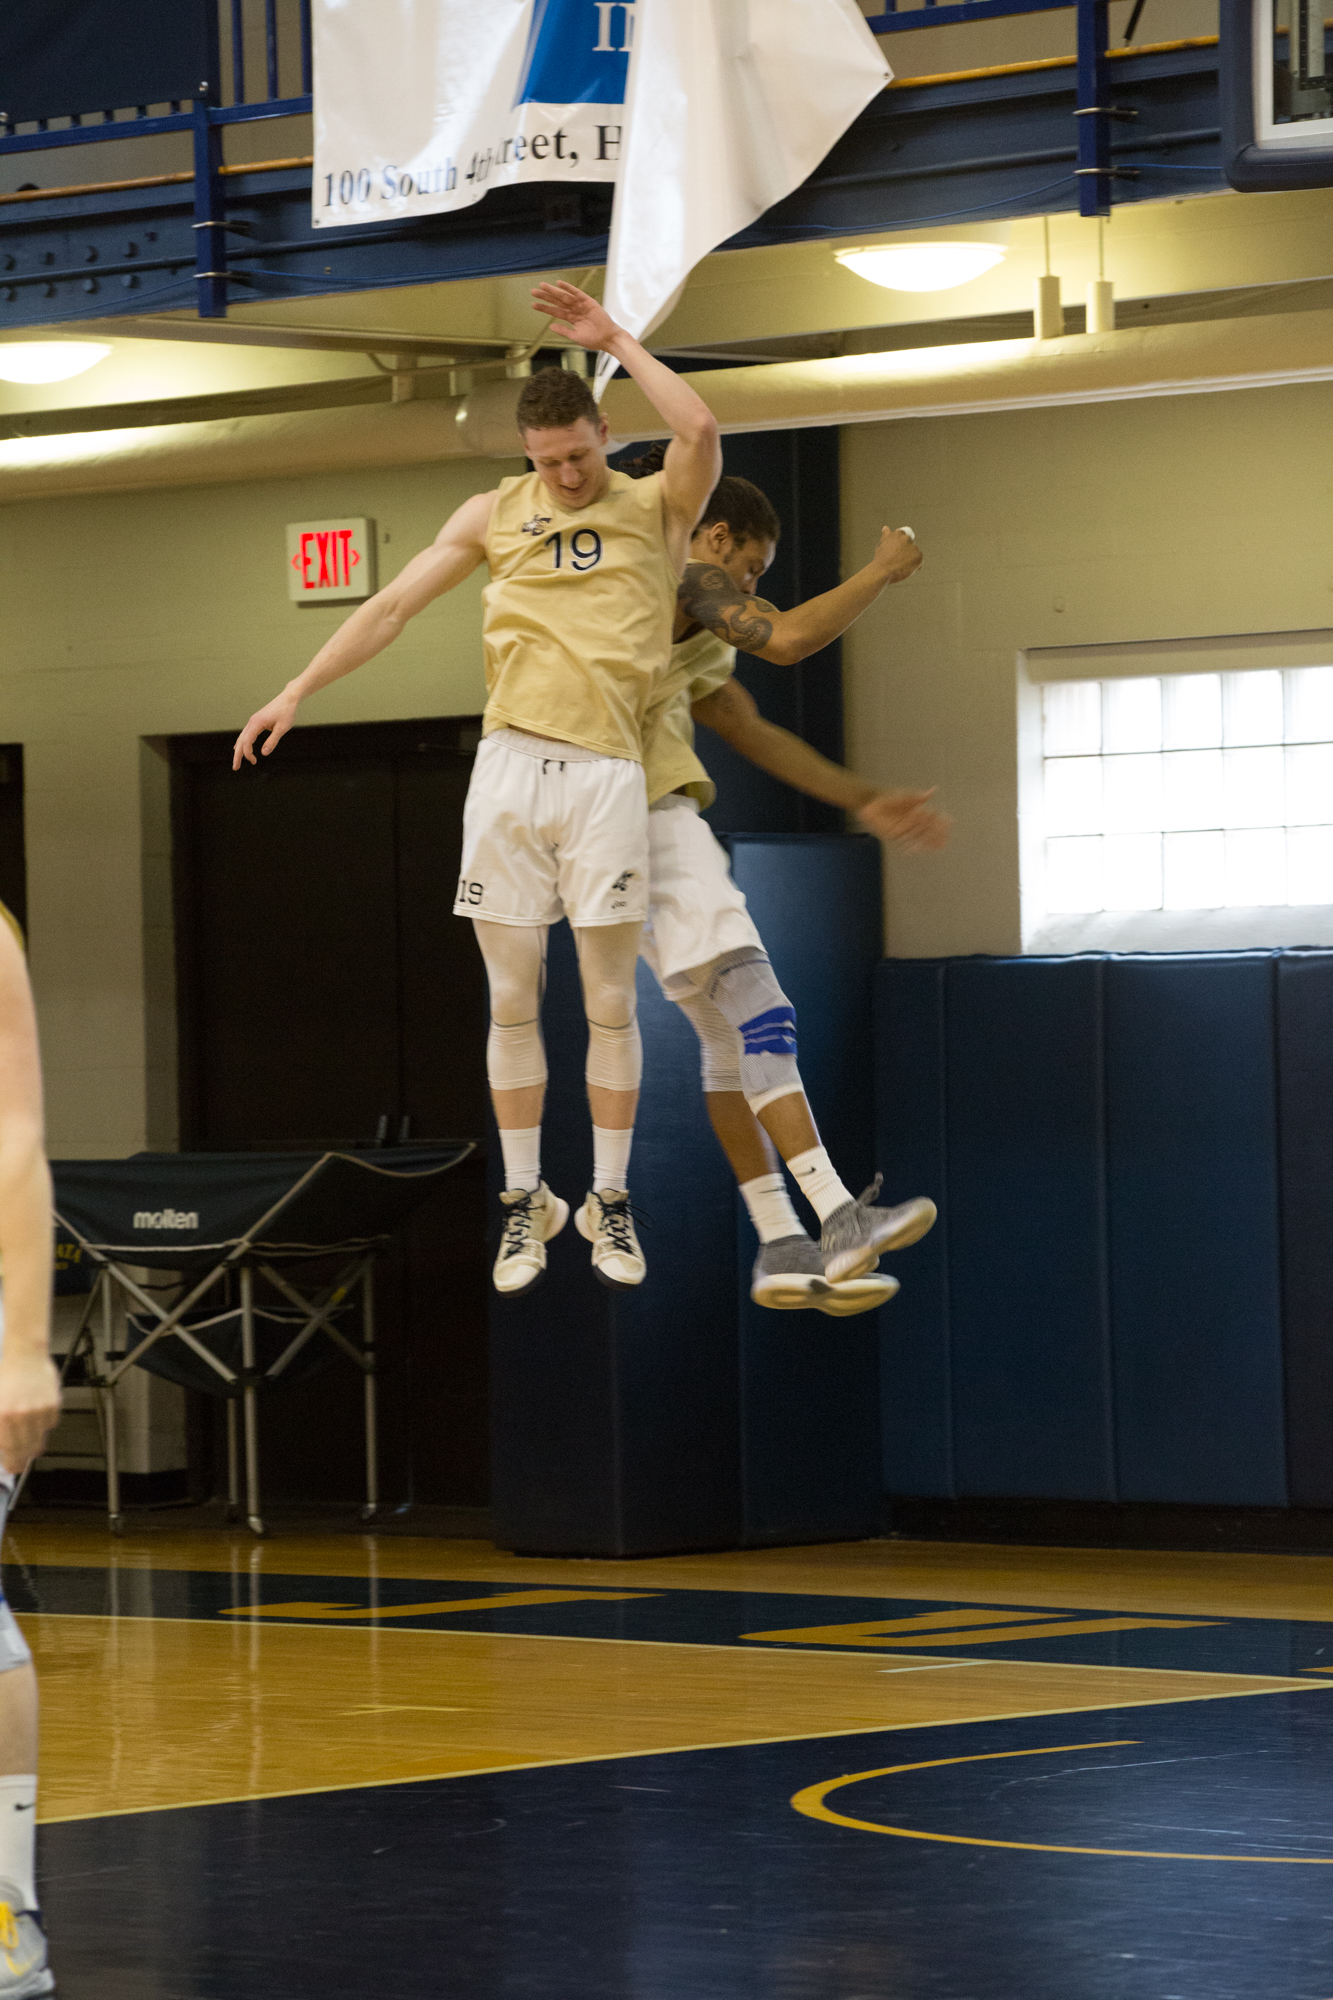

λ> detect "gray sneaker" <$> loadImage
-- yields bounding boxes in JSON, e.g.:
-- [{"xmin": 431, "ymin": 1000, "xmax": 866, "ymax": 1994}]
[
  {"xmin": 821, "ymin": 1177, "xmax": 937, "ymax": 1285},
  {"xmin": 751, "ymin": 1234, "xmax": 830, "ymax": 1310},
  {"xmin": 0, "ymin": 1884, "xmax": 53, "ymax": 1997},
  {"xmin": 816, "ymin": 1272, "xmax": 901, "ymax": 1317}
]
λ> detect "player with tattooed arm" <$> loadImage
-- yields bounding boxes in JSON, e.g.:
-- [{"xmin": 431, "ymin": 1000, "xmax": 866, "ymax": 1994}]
[{"xmin": 631, "ymin": 458, "xmax": 949, "ymax": 1312}]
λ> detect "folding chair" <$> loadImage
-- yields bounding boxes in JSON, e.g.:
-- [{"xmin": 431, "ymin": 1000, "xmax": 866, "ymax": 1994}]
[{"xmin": 49, "ymin": 1144, "xmax": 474, "ymax": 1535}]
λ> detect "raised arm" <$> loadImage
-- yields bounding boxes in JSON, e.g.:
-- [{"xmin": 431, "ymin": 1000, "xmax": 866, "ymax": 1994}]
[
  {"xmin": 0, "ymin": 921, "xmax": 59, "ymax": 1474},
  {"xmin": 531, "ymin": 282, "xmax": 721, "ymax": 559},
  {"xmin": 233, "ymin": 489, "xmax": 496, "ymax": 769},
  {"xmin": 678, "ymin": 525, "xmax": 922, "ymax": 666},
  {"xmin": 692, "ymin": 677, "xmax": 950, "ymax": 853}
]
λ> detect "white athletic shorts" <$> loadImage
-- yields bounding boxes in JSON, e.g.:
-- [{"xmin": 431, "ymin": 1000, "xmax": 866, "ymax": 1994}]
[
  {"xmin": 454, "ymin": 730, "xmax": 650, "ymax": 930},
  {"xmin": 639, "ymin": 793, "xmax": 763, "ymax": 991}
]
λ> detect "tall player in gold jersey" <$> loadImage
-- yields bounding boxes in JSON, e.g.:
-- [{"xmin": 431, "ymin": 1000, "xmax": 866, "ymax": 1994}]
[{"xmin": 234, "ymin": 283, "xmax": 721, "ymax": 1296}]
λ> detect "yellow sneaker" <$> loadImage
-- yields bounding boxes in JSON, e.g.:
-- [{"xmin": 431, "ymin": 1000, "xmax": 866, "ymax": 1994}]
[{"xmin": 0, "ymin": 1889, "xmax": 52, "ymax": 1997}]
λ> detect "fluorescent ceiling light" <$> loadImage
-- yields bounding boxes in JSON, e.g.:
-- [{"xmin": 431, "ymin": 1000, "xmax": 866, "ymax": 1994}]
[
  {"xmin": 0, "ymin": 427, "xmax": 142, "ymax": 467},
  {"xmin": 0, "ymin": 343, "xmax": 111, "ymax": 385},
  {"xmin": 835, "ymin": 244, "xmax": 1006, "ymax": 293}
]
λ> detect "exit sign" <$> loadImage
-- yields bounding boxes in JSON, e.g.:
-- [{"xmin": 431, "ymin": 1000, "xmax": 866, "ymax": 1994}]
[{"xmin": 286, "ymin": 517, "xmax": 376, "ymax": 603}]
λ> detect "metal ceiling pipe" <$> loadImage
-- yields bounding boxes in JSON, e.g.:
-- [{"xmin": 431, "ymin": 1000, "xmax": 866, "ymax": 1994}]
[{"xmin": 4, "ymin": 309, "xmax": 1333, "ymax": 501}]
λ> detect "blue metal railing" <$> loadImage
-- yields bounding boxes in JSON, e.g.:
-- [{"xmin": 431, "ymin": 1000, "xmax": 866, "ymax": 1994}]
[
  {"xmin": 0, "ymin": 0, "xmax": 1207, "ymax": 321},
  {"xmin": 0, "ymin": 0, "xmax": 315, "ymax": 318}
]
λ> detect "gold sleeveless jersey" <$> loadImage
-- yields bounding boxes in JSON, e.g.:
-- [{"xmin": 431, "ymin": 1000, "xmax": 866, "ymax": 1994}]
[
  {"xmin": 642, "ymin": 630, "xmax": 737, "ymax": 808},
  {"xmin": 0, "ymin": 902, "xmax": 22, "ymax": 952},
  {"xmin": 481, "ymin": 468, "xmax": 679, "ymax": 762}
]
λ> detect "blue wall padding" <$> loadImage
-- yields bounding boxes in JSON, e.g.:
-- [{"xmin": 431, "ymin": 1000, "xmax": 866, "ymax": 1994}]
[
  {"xmin": 875, "ymin": 952, "xmax": 1297, "ymax": 1509},
  {"xmin": 1274, "ymin": 954, "xmax": 1333, "ymax": 1505},
  {"xmin": 947, "ymin": 958, "xmax": 1114, "ymax": 1500},
  {"xmin": 1104, "ymin": 957, "xmax": 1286, "ymax": 1506},
  {"xmin": 875, "ymin": 960, "xmax": 952, "ymax": 1496},
  {"xmin": 727, "ymin": 835, "xmax": 883, "ymax": 1543},
  {"xmin": 490, "ymin": 835, "xmax": 885, "ymax": 1554},
  {"xmin": 489, "ymin": 923, "xmax": 740, "ymax": 1556}
]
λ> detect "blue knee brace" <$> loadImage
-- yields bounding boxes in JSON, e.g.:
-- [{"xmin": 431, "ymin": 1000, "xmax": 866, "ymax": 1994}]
[{"xmin": 702, "ymin": 950, "xmax": 802, "ymax": 1111}]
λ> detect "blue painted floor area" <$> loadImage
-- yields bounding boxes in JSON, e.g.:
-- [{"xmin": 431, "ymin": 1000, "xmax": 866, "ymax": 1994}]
[
  {"xmin": 9, "ymin": 1561, "xmax": 1333, "ymax": 1675},
  {"xmin": 40, "ymin": 1691, "xmax": 1333, "ymax": 2000}
]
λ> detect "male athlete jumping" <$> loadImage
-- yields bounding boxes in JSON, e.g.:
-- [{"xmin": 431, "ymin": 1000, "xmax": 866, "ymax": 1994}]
[
  {"xmin": 630, "ymin": 457, "xmax": 949, "ymax": 1312},
  {"xmin": 233, "ymin": 283, "xmax": 721, "ymax": 1297}
]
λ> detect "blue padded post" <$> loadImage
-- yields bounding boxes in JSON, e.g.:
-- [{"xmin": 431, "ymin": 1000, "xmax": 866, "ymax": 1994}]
[
  {"xmin": 1275, "ymin": 951, "xmax": 1333, "ymax": 1506},
  {"xmin": 1105, "ymin": 955, "xmax": 1287, "ymax": 1506},
  {"xmin": 489, "ymin": 922, "xmax": 740, "ymax": 1556},
  {"xmin": 727, "ymin": 835, "xmax": 883, "ymax": 1543},
  {"xmin": 875, "ymin": 959, "xmax": 953, "ymax": 1496},
  {"xmin": 946, "ymin": 955, "xmax": 1115, "ymax": 1500}
]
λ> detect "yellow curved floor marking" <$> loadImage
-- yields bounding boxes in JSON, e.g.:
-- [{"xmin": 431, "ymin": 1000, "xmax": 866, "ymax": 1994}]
[{"xmin": 791, "ymin": 1741, "xmax": 1333, "ymax": 1863}]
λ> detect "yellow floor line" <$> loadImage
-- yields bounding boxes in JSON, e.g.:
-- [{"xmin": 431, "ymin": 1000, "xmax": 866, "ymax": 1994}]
[{"xmin": 20, "ymin": 1609, "xmax": 1324, "ymax": 1678}]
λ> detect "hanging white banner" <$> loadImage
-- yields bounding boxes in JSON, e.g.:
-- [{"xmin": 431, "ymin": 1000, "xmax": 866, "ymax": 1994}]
[
  {"xmin": 312, "ymin": 0, "xmax": 636, "ymax": 231},
  {"xmin": 595, "ymin": 0, "xmax": 890, "ymax": 396}
]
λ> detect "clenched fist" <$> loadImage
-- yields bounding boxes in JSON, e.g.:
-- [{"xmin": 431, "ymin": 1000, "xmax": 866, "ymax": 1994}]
[{"xmin": 870, "ymin": 526, "xmax": 923, "ymax": 585}]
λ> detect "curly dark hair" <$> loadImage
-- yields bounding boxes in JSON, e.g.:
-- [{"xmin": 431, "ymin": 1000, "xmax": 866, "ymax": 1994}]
[
  {"xmin": 515, "ymin": 367, "xmax": 600, "ymax": 436},
  {"xmin": 621, "ymin": 444, "xmax": 782, "ymax": 546}
]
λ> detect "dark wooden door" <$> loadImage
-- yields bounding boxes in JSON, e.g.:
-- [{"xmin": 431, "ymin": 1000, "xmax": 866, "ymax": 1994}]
[{"xmin": 172, "ymin": 718, "xmax": 490, "ymax": 1507}]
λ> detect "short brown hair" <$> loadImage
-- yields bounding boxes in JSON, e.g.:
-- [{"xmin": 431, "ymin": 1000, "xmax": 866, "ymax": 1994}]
[{"xmin": 515, "ymin": 367, "xmax": 599, "ymax": 436}]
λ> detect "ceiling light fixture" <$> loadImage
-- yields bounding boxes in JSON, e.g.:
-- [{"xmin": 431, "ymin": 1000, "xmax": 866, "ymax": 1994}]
[
  {"xmin": 0, "ymin": 343, "xmax": 111, "ymax": 385},
  {"xmin": 835, "ymin": 244, "xmax": 1006, "ymax": 293},
  {"xmin": 0, "ymin": 427, "xmax": 142, "ymax": 467}
]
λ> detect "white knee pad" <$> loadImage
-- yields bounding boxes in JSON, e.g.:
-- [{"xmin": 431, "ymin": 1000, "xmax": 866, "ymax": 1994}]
[
  {"xmin": 701, "ymin": 948, "xmax": 802, "ymax": 1112},
  {"xmin": 487, "ymin": 1018, "xmax": 548, "ymax": 1092},
  {"xmin": 586, "ymin": 1017, "xmax": 643, "ymax": 1093},
  {"xmin": 673, "ymin": 988, "xmax": 743, "ymax": 1094},
  {"xmin": 475, "ymin": 921, "xmax": 549, "ymax": 1093}
]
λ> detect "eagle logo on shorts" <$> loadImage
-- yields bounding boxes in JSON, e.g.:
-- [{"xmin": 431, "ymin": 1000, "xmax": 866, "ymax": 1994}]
[{"xmin": 521, "ymin": 514, "xmax": 552, "ymax": 536}]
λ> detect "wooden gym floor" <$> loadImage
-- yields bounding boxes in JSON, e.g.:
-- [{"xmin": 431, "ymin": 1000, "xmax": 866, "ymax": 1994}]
[{"xmin": 8, "ymin": 1519, "xmax": 1333, "ymax": 1997}]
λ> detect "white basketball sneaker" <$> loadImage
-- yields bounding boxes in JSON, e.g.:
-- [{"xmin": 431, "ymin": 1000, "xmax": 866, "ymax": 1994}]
[
  {"xmin": 575, "ymin": 1189, "xmax": 647, "ymax": 1290},
  {"xmin": 0, "ymin": 1887, "xmax": 53, "ymax": 1997},
  {"xmin": 493, "ymin": 1183, "xmax": 569, "ymax": 1297}
]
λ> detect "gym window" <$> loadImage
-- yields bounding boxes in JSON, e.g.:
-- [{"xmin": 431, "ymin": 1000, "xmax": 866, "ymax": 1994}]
[
  {"xmin": 1020, "ymin": 664, "xmax": 1333, "ymax": 952},
  {"xmin": 1038, "ymin": 667, "xmax": 1333, "ymax": 917}
]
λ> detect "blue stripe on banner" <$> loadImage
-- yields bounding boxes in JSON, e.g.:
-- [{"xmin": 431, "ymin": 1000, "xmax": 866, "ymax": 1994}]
[
  {"xmin": 515, "ymin": 0, "xmax": 631, "ymax": 107},
  {"xmin": 740, "ymin": 1006, "xmax": 798, "ymax": 1057}
]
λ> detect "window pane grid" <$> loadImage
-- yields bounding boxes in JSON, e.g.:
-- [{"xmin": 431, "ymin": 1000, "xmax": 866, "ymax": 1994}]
[{"xmin": 1041, "ymin": 668, "xmax": 1333, "ymax": 912}]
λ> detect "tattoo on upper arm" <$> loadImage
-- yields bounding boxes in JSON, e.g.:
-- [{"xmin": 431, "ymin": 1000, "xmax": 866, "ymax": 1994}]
[{"xmin": 678, "ymin": 563, "xmax": 777, "ymax": 655}]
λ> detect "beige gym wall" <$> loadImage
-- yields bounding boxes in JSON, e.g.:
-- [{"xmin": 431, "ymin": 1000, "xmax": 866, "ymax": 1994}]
[
  {"xmin": 840, "ymin": 378, "xmax": 1333, "ymax": 959},
  {"xmin": 0, "ymin": 453, "xmax": 518, "ymax": 1159},
  {"xmin": 11, "ymin": 375, "xmax": 1333, "ymax": 1158}
]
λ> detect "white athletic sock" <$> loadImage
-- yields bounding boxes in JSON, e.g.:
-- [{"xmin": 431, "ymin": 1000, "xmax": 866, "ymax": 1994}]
[
  {"xmin": 740, "ymin": 1172, "xmax": 803, "ymax": 1245},
  {"xmin": 0, "ymin": 1776, "xmax": 37, "ymax": 1910},
  {"xmin": 592, "ymin": 1126, "xmax": 633, "ymax": 1194},
  {"xmin": 788, "ymin": 1145, "xmax": 855, "ymax": 1226},
  {"xmin": 499, "ymin": 1126, "xmax": 542, "ymax": 1194}
]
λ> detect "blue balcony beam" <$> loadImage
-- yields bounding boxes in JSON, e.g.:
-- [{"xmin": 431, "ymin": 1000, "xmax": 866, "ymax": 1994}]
[
  {"xmin": 0, "ymin": 97, "xmax": 310, "ymax": 160},
  {"xmin": 864, "ymin": 0, "xmax": 1072, "ymax": 30}
]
